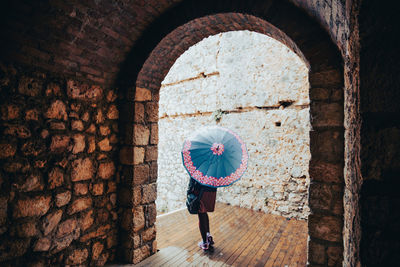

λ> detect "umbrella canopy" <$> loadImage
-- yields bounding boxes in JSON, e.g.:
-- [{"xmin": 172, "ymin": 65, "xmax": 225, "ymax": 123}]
[{"xmin": 181, "ymin": 126, "xmax": 248, "ymax": 188}]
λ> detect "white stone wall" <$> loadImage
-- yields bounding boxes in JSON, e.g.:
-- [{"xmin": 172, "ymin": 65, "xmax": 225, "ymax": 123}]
[{"xmin": 157, "ymin": 31, "xmax": 311, "ymax": 219}]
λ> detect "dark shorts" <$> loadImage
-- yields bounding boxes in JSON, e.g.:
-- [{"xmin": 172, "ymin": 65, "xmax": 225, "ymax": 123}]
[{"xmin": 196, "ymin": 190, "xmax": 216, "ymax": 213}]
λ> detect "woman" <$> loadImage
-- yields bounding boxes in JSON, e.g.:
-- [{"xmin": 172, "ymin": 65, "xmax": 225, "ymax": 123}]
[{"xmin": 187, "ymin": 177, "xmax": 217, "ymax": 251}]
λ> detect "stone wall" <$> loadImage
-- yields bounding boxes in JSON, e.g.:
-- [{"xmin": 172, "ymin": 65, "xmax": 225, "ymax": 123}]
[
  {"xmin": 157, "ymin": 31, "xmax": 311, "ymax": 219},
  {"xmin": 0, "ymin": 64, "xmax": 119, "ymax": 266}
]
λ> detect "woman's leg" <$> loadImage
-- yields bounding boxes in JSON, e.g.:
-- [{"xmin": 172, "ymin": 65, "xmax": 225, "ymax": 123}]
[{"xmin": 198, "ymin": 212, "xmax": 209, "ymax": 243}]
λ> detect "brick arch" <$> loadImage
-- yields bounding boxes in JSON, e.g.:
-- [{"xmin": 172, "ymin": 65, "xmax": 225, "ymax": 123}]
[{"xmin": 119, "ymin": 12, "xmax": 344, "ymax": 267}]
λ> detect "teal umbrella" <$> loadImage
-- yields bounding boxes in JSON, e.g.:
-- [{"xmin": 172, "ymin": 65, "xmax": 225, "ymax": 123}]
[{"xmin": 181, "ymin": 126, "xmax": 248, "ymax": 188}]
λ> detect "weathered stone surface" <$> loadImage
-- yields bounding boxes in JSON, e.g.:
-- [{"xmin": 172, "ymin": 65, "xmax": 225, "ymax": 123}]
[
  {"xmin": 150, "ymin": 124, "xmax": 158, "ymax": 145},
  {"xmin": 68, "ymin": 197, "xmax": 92, "ymax": 215},
  {"xmin": 98, "ymin": 138, "xmax": 112, "ymax": 151},
  {"xmin": 4, "ymin": 124, "xmax": 31, "ymax": 138},
  {"xmin": 18, "ymin": 76, "xmax": 42, "ymax": 96},
  {"xmin": 134, "ymin": 165, "xmax": 149, "ymax": 185},
  {"xmin": 1, "ymin": 104, "xmax": 20, "ymax": 120},
  {"xmin": 50, "ymin": 135, "xmax": 70, "ymax": 153},
  {"xmin": 86, "ymin": 123, "xmax": 96, "ymax": 134},
  {"xmin": 25, "ymin": 109, "xmax": 39, "ymax": 120},
  {"xmin": 309, "ymin": 182, "xmax": 332, "ymax": 211},
  {"xmin": 21, "ymin": 140, "xmax": 45, "ymax": 156},
  {"xmin": 0, "ymin": 143, "xmax": 17, "ymax": 158},
  {"xmin": 135, "ymin": 87, "xmax": 151, "ymax": 101},
  {"xmin": 133, "ymin": 206, "xmax": 145, "ymax": 232},
  {"xmin": 145, "ymin": 102, "xmax": 158, "ymax": 122},
  {"xmin": 135, "ymin": 103, "xmax": 145, "ymax": 123},
  {"xmin": 145, "ymin": 146, "xmax": 157, "ymax": 162},
  {"xmin": 107, "ymin": 104, "xmax": 119, "ymax": 119},
  {"xmin": 80, "ymin": 209, "xmax": 94, "ymax": 231},
  {"xmin": 80, "ymin": 224, "xmax": 111, "ymax": 242},
  {"xmin": 48, "ymin": 168, "xmax": 64, "ymax": 189},
  {"xmin": 50, "ymin": 121, "xmax": 66, "ymax": 130},
  {"xmin": 71, "ymin": 158, "xmax": 94, "ymax": 181},
  {"xmin": 13, "ymin": 195, "xmax": 51, "ymax": 218},
  {"xmin": 142, "ymin": 183, "xmax": 157, "ymax": 204},
  {"xmin": 134, "ymin": 124, "xmax": 149, "ymax": 145},
  {"xmin": 57, "ymin": 218, "xmax": 78, "ymax": 237},
  {"xmin": 146, "ymin": 203, "xmax": 157, "ymax": 226},
  {"xmin": 45, "ymin": 100, "xmax": 67, "ymax": 120},
  {"xmin": 91, "ymin": 183, "xmax": 104, "ymax": 196},
  {"xmin": 42, "ymin": 209, "xmax": 63, "ymax": 235},
  {"xmin": 133, "ymin": 186, "xmax": 142, "ymax": 206},
  {"xmin": 67, "ymin": 80, "xmax": 103, "ymax": 102},
  {"xmin": 16, "ymin": 220, "xmax": 38, "ymax": 237},
  {"xmin": 71, "ymin": 120, "xmax": 84, "ymax": 131},
  {"xmin": 56, "ymin": 191, "xmax": 71, "ymax": 207},
  {"xmin": 34, "ymin": 237, "xmax": 51, "ymax": 252},
  {"xmin": 142, "ymin": 226, "xmax": 156, "ymax": 242},
  {"xmin": 309, "ymin": 240, "xmax": 326, "ymax": 264},
  {"xmin": 98, "ymin": 161, "xmax": 115, "ymax": 179},
  {"xmin": 120, "ymin": 146, "xmax": 144, "ymax": 165},
  {"xmin": 327, "ymin": 246, "xmax": 343, "ymax": 266},
  {"xmin": 133, "ymin": 245, "xmax": 150, "ymax": 264},
  {"xmin": 92, "ymin": 242, "xmax": 104, "ymax": 260},
  {"xmin": 87, "ymin": 136, "xmax": 96, "ymax": 153},
  {"xmin": 309, "ymin": 214, "xmax": 342, "ymax": 242},
  {"xmin": 310, "ymin": 160, "xmax": 343, "ymax": 183},
  {"xmin": 95, "ymin": 109, "xmax": 104, "ymax": 124},
  {"xmin": 51, "ymin": 228, "xmax": 80, "ymax": 253},
  {"xmin": 66, "ymin": 248, "xmax": 88, "ymax": 265},
  {"xmin": 16, "ymin": 173, "xmax": 44, "ymax": 192},
  {"xmin": 106, "ymin": 90, "xmax": 117, "ymax": 102},
  {"xmin": 100, "ymin": 125, "xmax": 111, "ymax": 136},
  {"xmin": 72, "ymin": 134, "xmax": 85, "ymax": 154},
  {"xmin": 74, "ymin": 183, "xmax": 88, "ymax": 195}
]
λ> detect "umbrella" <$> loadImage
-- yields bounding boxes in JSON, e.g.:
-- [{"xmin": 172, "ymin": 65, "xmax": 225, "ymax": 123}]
[{"xmin": 181, "ymin": 126, "xmax": 248, "ymax": 188}]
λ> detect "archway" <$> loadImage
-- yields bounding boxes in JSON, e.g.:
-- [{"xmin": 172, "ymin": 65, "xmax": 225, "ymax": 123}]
[{"xmin": 118, "ymin": 7, "xmax": 344, "ymax": 267}]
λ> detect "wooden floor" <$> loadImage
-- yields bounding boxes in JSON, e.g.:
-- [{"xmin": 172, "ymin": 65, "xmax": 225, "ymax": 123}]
[{"xmin": 115, "ymin": 203, "xmax": 308, "ymax": 267}]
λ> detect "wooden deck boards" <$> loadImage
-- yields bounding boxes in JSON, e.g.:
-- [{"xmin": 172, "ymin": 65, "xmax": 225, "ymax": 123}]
[{"xmin": 113, "ymin": 203, "xmax": 307, "ymax": 267}]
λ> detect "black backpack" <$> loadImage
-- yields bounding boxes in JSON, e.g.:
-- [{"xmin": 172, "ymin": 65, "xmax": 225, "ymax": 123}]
[{"xmin": 186, "ymin": 178, "xmax": 204, "ymax": 214}]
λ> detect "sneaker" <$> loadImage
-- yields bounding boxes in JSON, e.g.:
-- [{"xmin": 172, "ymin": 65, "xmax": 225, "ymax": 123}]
[
  {"xmin": 207, "ymin": 233, "xmax": 214, "ymax": 245},
  {"xmin": 198, "ymin": 241, "xmax": 209, "ymax": 251}
]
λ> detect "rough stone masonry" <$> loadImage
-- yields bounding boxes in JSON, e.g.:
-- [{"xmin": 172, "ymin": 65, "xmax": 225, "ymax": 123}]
[{"xmin": 157, "ymin": 31, "xmax": 311, "ymax": 220}]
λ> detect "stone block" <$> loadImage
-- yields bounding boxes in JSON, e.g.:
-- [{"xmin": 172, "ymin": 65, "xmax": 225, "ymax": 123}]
[
  {"xmin": 142, "ymin": 183, "xmax": 157, "ymax": 204},
  {"xmin": 135, "ymin": 102, "xmax": 145, "ymax": 123},
  {"xmin": 25, "ymin": 109, "xmax": 39, "ymax": 121},
  {"xmin": 80, "ymin": 209, "xmax": 94, "ymax": 231},
  {"xmin": 42, "ymin": 209, "xmax": 63, "ymax": 235},
  {"xmin": 327, "ymin": 246, "xmax": 343, "ymax": 266},
  {"xmin": 71, "ymin": 120, "xmax": 84, "ymax": 131},
  {"xmin": 142, "ymin": 226, "xmax": 156, "ymax": 242},
  {"xmin": 133, "ymin": 245, "xmax": 150, "ymax": 264},
  {"xmin": 34, "ymin": 237, "xmax": 51, "ymax": 252},
  {"xmin": 149, "ymin": 162, "xmax": 158, "ymax": 183},
  {"xmin": 91, "ymin": 182, "xmax": 104, "ymax": 196},
  {"xmin": 133, "ymin": 206, "xmax": 145, "ymax": 232},
  {"xmin": 120, "ymin": 146, "xmax": 144, "ymax": 165},
  {"xmin": 310, "ymin": 130, "xmax": 343, "ymax": 163},
  {"xmin": 145, "ymin": 146, "xmax": 158, "ymax": 162},
  {"xmin": 310, "ymin": 87, "xmax": 330, "ymax": 101},
  {"xmin": 309, "ymin": 214, "xmax": 342, "ymax": 242},
  {"xmin": 107, "ymin": 104, "xmax": 119, "ymax": 119},
  {"xmin": 146, "ymin": 203, "xmax": 157, "ymax": 227},
  {"xmin": 16, "ymin": 220, "xmax": 38, "ymax": 237},
  {"xmin": 80, "ymin": 224, "xmax": 111, "ymax": 242},
  {"xmin": 106, "ymin": 90, "xmax": 117, "ymax": 102},
  {"xmin": 134, "ymin": 164, "xmax": 149, "ymax": 185},
  {"xmin": 45, "ymin": 100, "xmax": 67, "ymax": 120},
  {"xmin": 133, "ymin": 186, "xmax": 142, "ymax": 206},
  {"xmin": 309, "ymin": 182, "xmax": 332, "ymax": 211},
  {"xmin": 56, "ymin": 191, "xmax": 71, "ymax": 207},
  {"xmin": 67, "ymin": 80, "xmax": 103, "ymax": 102},
  {"xmin": 68, "ymin": 197, "xmax": 92, "ymax": 215},
  {"xmin": 71, "ymin": 158, "xmax": 94, "ymax": 181},
  {"xmin": 18, "ymin": 76, "xmax": 42, "ymax": 96},
  {"xmin": 13, "ymin": 195, "xmax": 51, "ymax": 218},
  {"xmin": 146, "ymin": 102, "xmax": 158, "ymax": 122},
  {"xmin": 135, "ymin": 87, "xmax": 152, "ymax": 101},
  {"xmin": 57, "ymin": 218, "xmax": 78, "ymax": 238},
  {"xmin": 1, "ymin": 104, "xmax": 20, "ymax": 120},
  {"xmin": 98, "ymin": 138, "xmax": 112, "ymax": 151},
  {"xmin": 16, "ymin": 173, "xmax": 44, "ymax": 192},
  {"xmin": 100, "ymin": 125, "xmax": 111, "ymax": 136},
  {"xmin": 74, "ymin": 183, "xmax": 88, "ymax": 195},
  {"xmin": 150, "ymin": 123, "xmax": 158, "ymax": 144},
  {"xmin": 98, "ymin": 161, "xmax": 115, "ymax": 179},
  {"xmin": 66, "ymin": 248, "xmax": 88, "ymax": 265},
  {"xmin": 308, "ymin": 240, "xmax": 326, "ymax": 265},
  {"xmin": 309, "ymin": 69, "xmax": 342, "ymax": 88},
  {"xmin": 309, "ymin": 160, "xmax": 343, "ymax": 183},
  {"xmin": 48, "ymin": 168, "xmax": 64, "ymax": 189},
  {"xmin": 92, "ymin": 242, "xmax": 104, "ymax": 260},
  {"xmin": 50, "ymin": 135, "xmax": 71, "ymax": 153},
  {"xmin": 134, "ymin": 124, "xmax": 150, "ymax": 145},
  {"xmin": 87, "ymin": 136, "xmax": 96, "ymax": 153},
  {"xmin": 4, "ymin": 124, "xmax": 31, "ymax": 138},
  {"xmin": 311, "ymin": 102, "xmax": 343, "ymax": 127},
  {"xmin": 0, "ymin": 143, "xmax": 16, "ymax": 158}
]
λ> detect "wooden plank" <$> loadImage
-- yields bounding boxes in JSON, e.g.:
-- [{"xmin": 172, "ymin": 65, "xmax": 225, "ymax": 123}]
[{"xmin": 280, "ymin": 220, "xmax": 307, "ymax": 266}]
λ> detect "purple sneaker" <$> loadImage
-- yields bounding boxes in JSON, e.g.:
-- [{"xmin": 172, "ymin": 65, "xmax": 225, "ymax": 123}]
[{"xmin": 198, "ymin": 241, "xmax": 209, "ymax": 251}]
